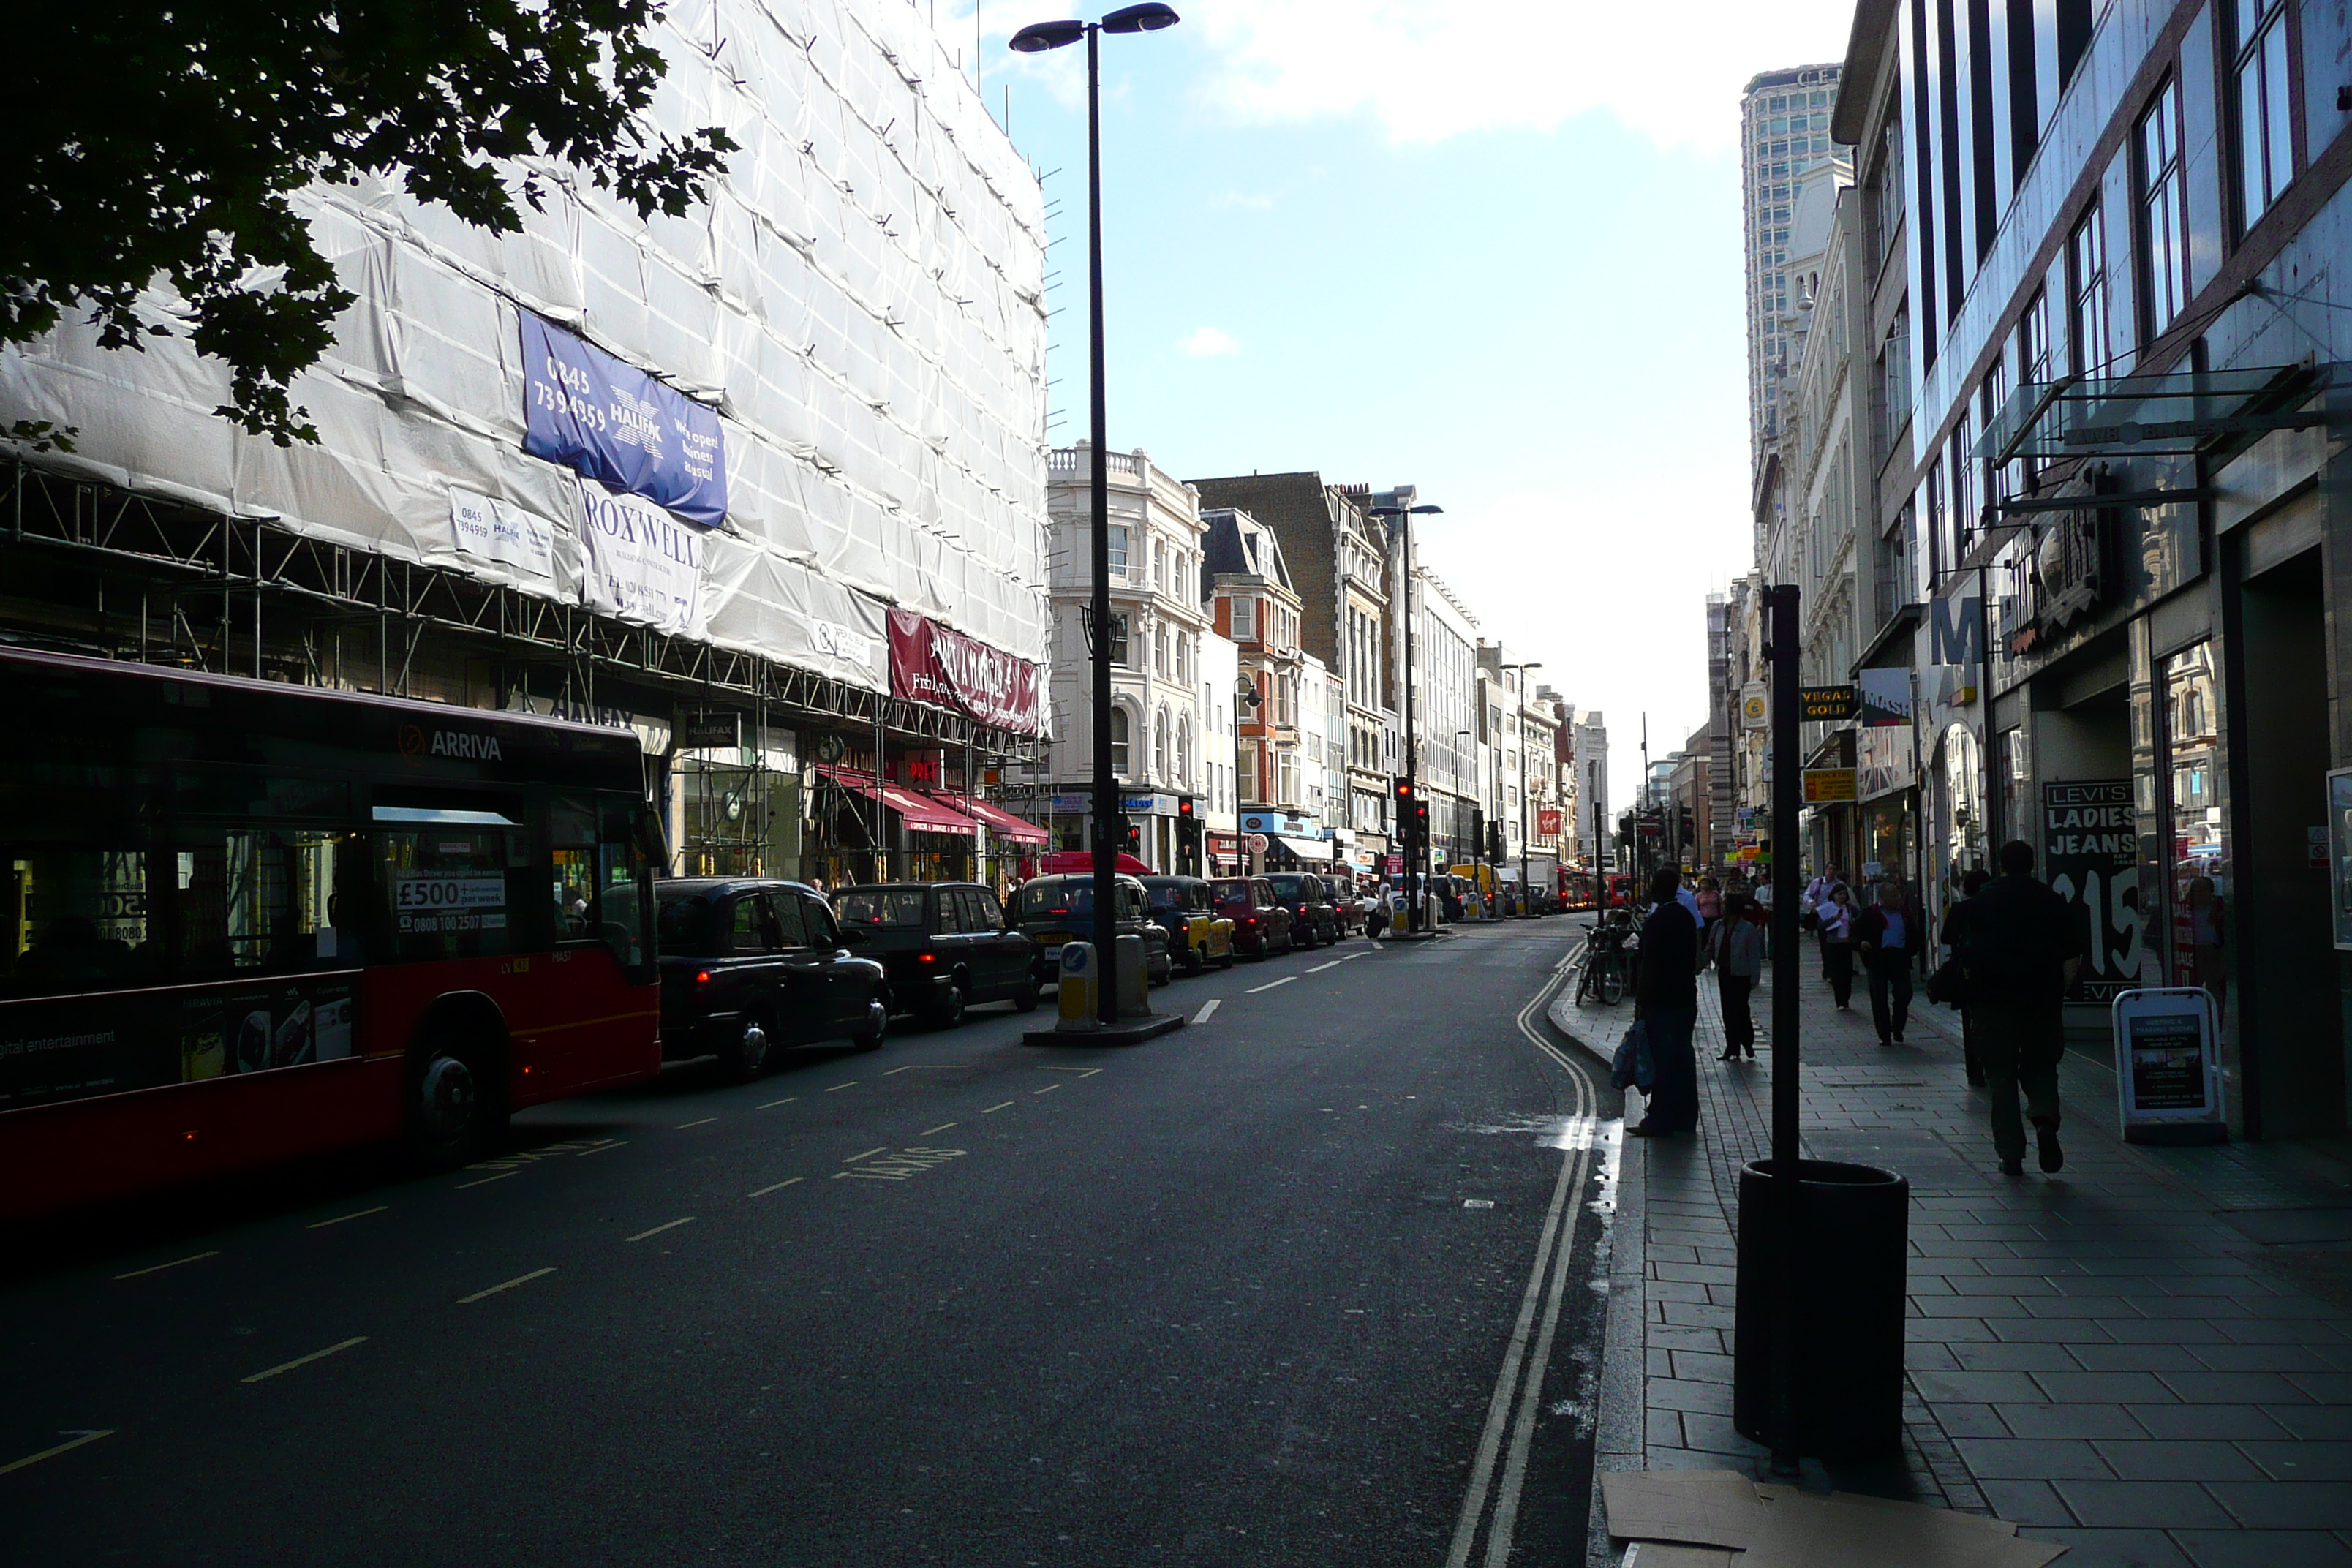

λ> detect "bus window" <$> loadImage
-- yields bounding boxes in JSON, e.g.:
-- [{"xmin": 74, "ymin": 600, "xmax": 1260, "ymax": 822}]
[
  {"xmin": 5, "ymin": 848, "xmax": 154, "ymax": 996},
  {"xmin": 175, "ymin": 829, "xmax": 349, "ymax": 977},
  {"xmin": 380, "ymin": 827, "xmax": 524, "ymax": 961},
  {"xmin": 596, "ymin": 835, "xmax": 652, "ymax": 974}
]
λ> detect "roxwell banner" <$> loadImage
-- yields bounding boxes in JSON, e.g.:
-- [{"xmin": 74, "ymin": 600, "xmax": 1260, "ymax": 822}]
[
  {"xmin": 888, "ymin": 608, "xmax": 1044, "ymax": 737},
  {"xmin": 522, "ymin": 312, "xmax": 728, "ymax": 529}
]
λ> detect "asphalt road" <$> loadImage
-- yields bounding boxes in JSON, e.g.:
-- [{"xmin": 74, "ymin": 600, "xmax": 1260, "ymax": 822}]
[{"xmin": 1, "ymin": 920, "xmax": 1621, "ymax": 1567}]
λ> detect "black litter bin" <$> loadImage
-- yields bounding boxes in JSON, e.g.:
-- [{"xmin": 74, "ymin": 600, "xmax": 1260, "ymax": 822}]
[{"xmin": 1732, "ymin": 1158, "xmax": 1910, "ymax": 1461}]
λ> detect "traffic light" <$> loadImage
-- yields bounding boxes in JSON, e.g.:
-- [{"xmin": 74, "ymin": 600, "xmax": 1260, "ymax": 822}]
[
  {"xmin": 1175, "ymin": 795, "xmax": 1199, "ymax": 844},
  {"xmin": 1125, "ymin": 821, "xmax": 1144, "ymax": 856},
  {"xmin": 1411, "ymin": 799, "xmax": 1430, "ymax": 837},
  {"xmin": 1471, "ymin": 807, "xmax": 1485, "ymax": 853},
  {"xmin": 1488, "ymin": 822, "xmax": 1506, "ymax": 862}
]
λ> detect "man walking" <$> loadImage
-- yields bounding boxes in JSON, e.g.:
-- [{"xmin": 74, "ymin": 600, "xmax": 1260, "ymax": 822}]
[
  {"xmin": 1853, "ymin": 880, "xmax": 1918, "ymax": 1047},
  {"xmin": 1960, "ymin": 840, "xmax": 2086, "ymax": 1175},
  {"xmin": 1803, "ymin": 863, "xmax": 1847, "ymax": 978},
  {"xmin": 1938, "ymin": 867, "xmax": 1992, "ymax": 1085},
  {"xmin": 1709, "ymin": 891, "xmax": 1764, "ymax": 1061},
  {"xmin": 1629, "ymin": 867, "xmax": 1702, "ymax": 1137}
]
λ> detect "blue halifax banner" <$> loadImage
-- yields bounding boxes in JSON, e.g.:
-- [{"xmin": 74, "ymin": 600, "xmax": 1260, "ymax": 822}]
[{"xmin": 520, "ymin": 312, "xmax": 727, "ymax": 529}]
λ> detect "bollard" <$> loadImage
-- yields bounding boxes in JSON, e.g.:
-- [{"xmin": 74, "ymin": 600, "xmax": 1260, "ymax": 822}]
[
  {"xmin": 1055, "ymin": 942, "xmax": 1098, "ymax": 1030},
  {"xmin": 1113, "ymin": 933, "xmax": 1147, "ymax": 1017}
]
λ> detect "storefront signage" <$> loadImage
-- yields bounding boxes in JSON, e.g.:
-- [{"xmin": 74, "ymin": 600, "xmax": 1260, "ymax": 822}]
[
  {"xmin": 679, "ymin": 712, "xmax": 741, "ymax": 750},
  {"xmin": 577, "ymin": 482, "xmax": 707, "ymax": 640},
  {"xmin": 521, "ymin": 312, "xmax": 727, "ymax": 528},
  {"xmin": 1798, "ymin": 685, "xmax": 1858, "ymax": 722},
  {"xmin": 2111, "ymin": 987, "xmax": 2226, "ymax": 1142},
  {"xmin": 2032, "ymin": 511, "xmax": 2106, "ymax": 630},
  {"xmin": 1857, "ymin": 668, "xmax": 1913, "ymax": 727},
  {"xmin": 1801, "ymin": 767, "xmax": 1857, "ymax": 803},
  {"xmin": 1930, "ymin": 595, "xmax": 1983, "ymax": 668},
  {"xmin": 1537, "ymin": 808, "xmax": 1564, "ymax": 837},
  {"xmin": 1740, "ymin": 684, "xmax": 1768, "ymax": 730},
  {"xmin": 2043, "ymin": 780, "xmax": 2141, "ymax": 1003},
  {"xmin": 887, "ymin": 608, "xmax": 1045, "ymax": 738}
]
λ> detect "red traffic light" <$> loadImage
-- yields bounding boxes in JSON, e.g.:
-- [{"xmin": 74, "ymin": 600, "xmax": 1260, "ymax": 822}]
[{"xmin": 1176, "ymin": 796, "xmax": 1195, "ymax": 819}]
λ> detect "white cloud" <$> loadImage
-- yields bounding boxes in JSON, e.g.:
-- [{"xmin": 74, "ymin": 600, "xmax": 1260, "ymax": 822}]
[
  {"xmin": 1186, "ymin": 0, "xmax": 1858, "ymax": 151},
  {"xmin": 1178, "ymin": 325, "xmax": 1241, "ymax": 357}
]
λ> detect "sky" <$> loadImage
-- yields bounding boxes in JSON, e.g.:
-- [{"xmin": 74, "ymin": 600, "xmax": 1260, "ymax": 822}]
[{"xmin": 950, "ymin": 0, "xmax": 1858, "ymax": 813}]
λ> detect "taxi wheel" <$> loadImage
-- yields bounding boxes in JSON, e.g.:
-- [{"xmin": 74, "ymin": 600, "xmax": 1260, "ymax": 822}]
[
  {"xmin": 1218, "ymin": 946, "xmax": 1237, "ymax": 969},
  {"xmin": 1012, "ymin": 981, "xmax": 1039, "ymax": 1012},
  {"xmin": 1183, "ymin": 941, "xmax": 1206, "ymax": 976}
]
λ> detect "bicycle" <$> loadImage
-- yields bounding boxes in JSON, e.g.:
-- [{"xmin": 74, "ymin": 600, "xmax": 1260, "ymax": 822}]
[{"xmin": 1575, "ymin": 918, "xmax": 1632, "ymax": 1006}]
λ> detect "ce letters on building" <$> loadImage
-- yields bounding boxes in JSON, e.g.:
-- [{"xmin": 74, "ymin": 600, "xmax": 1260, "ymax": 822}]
[
  {"xmin": 521, "ymin": 312, "xmax": 728, "ymax": 529},
  {"xmin": 887, "ymin": 608, "xmax": 1045, "ymax": 739},
  {"xmin": 2042, "ymin": 780, "xmax": 2143, "ymax": 1003}
]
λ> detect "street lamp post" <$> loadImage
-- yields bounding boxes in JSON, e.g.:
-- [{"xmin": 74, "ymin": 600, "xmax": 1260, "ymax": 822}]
[
  {"xmin": 1454, "ymin": 726, "xmax": 1477, "ymax": 913},
  {"xmin": 1233, "ymin": 674, "xmax": 1260, "ymax": 875},
  {"xmin": 1368, "ymin": 500, "xmax": 1442, "ymax": 930},
  {"xmin": 1010, "ymin": 2, "xmax": 1179, "ymax": 1023}
]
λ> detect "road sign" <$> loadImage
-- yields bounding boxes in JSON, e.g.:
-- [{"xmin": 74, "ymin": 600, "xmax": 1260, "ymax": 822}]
[
  {"xmin": 1798, "ymin": 685, "xmax": 1858, "ymax": 722},
  {"xmin": 1384, "ymin": 853, "xmax": 1403, "ymax": 874},
  {"xmin": 1801, "ymin": 767, "xmax": 1858, "ymax": 804}
]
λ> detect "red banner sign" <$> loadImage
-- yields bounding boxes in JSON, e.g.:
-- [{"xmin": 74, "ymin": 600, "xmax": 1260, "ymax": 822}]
[
  {"xmin": 887, "ymin": 608, "xmax": 1045, "ymax": 737},
  {"xmin": 1537, "ymin": 808, "xmax": 1564, "ymax": 837}
]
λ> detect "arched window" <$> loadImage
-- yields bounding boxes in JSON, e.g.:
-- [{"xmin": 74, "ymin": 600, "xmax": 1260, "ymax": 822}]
[
  {"xmin": 1109, "ymin": 707, "xmax": 1131, "ymax": 776},
  {"xmin": 1176, "ymin": 716, "xmax": 1191, "ymax": 786},
  {"xmin": 1153, "ymin": 708, "xmax": 1171, "ymax": 781}
]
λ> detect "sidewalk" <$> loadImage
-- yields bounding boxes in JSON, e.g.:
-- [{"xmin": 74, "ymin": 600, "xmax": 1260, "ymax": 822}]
[{"xmin": 1553, "ymin": 935, "xmax": 2352, "ymax": 1568}]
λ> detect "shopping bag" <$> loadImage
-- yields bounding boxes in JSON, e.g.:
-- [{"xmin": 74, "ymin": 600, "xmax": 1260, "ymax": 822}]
[{"xmin": 1611, "ymin": 1020, "xmax": 1655, "ymax": 1093}]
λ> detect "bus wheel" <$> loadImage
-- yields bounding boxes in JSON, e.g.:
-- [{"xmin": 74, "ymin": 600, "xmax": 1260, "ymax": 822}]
[{"xmin": 405, "ymin": 1049, "xmax": 504, "ymax": 1170}]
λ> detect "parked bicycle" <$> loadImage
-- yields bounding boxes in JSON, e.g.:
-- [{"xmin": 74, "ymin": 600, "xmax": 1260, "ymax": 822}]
[{"xmin": 1575, "ymin": 914, "xmax": 1635, "ymax": 1006}]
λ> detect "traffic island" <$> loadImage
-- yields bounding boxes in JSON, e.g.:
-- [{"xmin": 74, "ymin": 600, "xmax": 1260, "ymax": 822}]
[{"xmin": 1020, "ymin": 1011, "xmax": 1185, "ymax": 1047}]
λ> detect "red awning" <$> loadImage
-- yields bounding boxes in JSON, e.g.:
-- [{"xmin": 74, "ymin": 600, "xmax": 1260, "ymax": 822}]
[
  {"xmin": 816, "ymin": 767, "xmax": 982, "ymax": 839},
  {"xmin": 926, "ymin": 791, "xmax": 1049, "ymax": 846}
]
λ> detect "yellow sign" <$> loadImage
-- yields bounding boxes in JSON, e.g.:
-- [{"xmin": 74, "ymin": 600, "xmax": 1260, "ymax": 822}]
[{"xmin": 1802, "ymin": 767, "xmax": 1858, "ymax": 804}]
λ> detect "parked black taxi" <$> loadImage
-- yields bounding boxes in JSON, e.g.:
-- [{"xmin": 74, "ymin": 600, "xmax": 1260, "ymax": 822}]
[
  {"xmin": 1009, "ymin": 872, "xmax": 1172, "ymax": 987},
  {"xmin": 830, "ymin": 881, "xmax": 1039, "ymax": 1028},
  {"xmin": 655, "ymin": 878, "xmax": 889, "ymax": 1079}
]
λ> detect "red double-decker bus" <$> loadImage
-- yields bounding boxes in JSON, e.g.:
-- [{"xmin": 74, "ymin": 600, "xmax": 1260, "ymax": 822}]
[{"xmin": 0, "ymin": 650, "xmax": 663, "ymax": 1221}]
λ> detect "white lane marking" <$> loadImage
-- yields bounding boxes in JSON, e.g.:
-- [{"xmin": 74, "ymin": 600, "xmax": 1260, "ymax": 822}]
[
  {"xmin": 1307, "ymin": 960, "xmax": 1344, "ymax": 973},
  {"xmin": 241, "ymin": 1335, "xmax": 368, "ymax": 1384},
  {"xmin": 920, "ymin": 1122, "xmax": 959, "ymax": 1137},
  {"xmin": 1033, "ymin": 1083, "xmax": 1061, "ymax": 1095},
  {"xmin": 981, "ymin": 1101, "xmax": 1015, "ymax": 1114},
  {"xmin": 747, "ymin": 1177, "xmax": 804, "ymax": 1198},
  {"xmin": 1192, "ymin": 999, "xmax": 1221, "ymax": 1024},
  {"xmin": 112, "ymin": 1251, "xmax": 218, "ymax": 1281},
  {"xmin": 625, "ymin": 1217, "xmax": 696, "ymax": 1243},
  {"xmin": 824, "ymin": 1082, "xmax": 859, "ymax": 1093},
  {"xmin": 843, "ymin": 1147, "xmax": 888, "ymax": 1164},
  {"xmin": 1446, "ymin": 962, "xmax": 1596, "ymax": 1568},
  {"xmin": 455, "ymin": 1171, "xmax": 517, "ymax": 1188},
  {"xmin": 674, "ymin": 1117, "xmax": 717, "ymax": 1129},
  {"xmin": 1245, "ymin": 976, "xmax": 1297, "ymax": 994},
  {"xmin": 758, "ymin": 1097, "xmax": 799, "ymax": 1109},
  {"xmin": 1035, "ymin": 1066, "xmax": 1101, "ymax": 1074},
  {"xmin": 458, "ymin": 1267, "xmax": 556, "ymax": 1304},
  {"xmin": 881, "ymin": 1065, "xmax": 917, "ymax": 1075},
  {"xmin": 308, "ymin": 1205, "xmax": 388, "ymax": 1229},
  {"xmin": 0, "ymin": 1429, "xmax": 116, "ymax": 1476}
]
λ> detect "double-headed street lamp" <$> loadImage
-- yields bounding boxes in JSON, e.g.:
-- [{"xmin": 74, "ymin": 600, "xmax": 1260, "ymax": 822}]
[
  {"xmin": 1367, "ymin": 499, "xmax": 1442, "ymax": 930},
  {"xmin": 1011, "ymin": 3, "xmax": 1179, "ymax": 1022}
]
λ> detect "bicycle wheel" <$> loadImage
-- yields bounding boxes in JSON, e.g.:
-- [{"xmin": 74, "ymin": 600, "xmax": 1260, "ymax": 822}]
[{"xmin": 1598, "ymin": 962, "xmax": 1626, "ymax": 1006}]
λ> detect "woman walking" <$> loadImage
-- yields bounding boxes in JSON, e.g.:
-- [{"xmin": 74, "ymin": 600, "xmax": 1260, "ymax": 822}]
[
  {"xmin": 1710, "ymin": 892, "xmax": 1765, "ymax": 1060},
  {"xmin": 1820, "ymin": 883, "xmax": 1857, "ymax": 1009}
]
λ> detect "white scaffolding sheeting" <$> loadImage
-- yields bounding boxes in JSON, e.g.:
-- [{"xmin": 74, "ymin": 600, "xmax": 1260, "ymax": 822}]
[{"xmin": 0, "ymin": 0, "xmax": 1049, "ymax": 704}]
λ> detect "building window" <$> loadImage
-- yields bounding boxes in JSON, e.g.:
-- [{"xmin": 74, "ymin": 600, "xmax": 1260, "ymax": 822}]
[
  {"xmin": 2136, "ymin": 80, "xmax": 2189, "ymax": 340},
  {"xmin": 1176, "ymin": 717, "xmax": 1191, "ymax": 785},
  {"xmin": 2068, "ymin": 205, "xmax": 2109, "ymax": 375},
  {"xmin": 1153, "ymin": 708, "xmax": 1170, "ymax": 780},
  {"xmin": 1175, "ymin": 632, "xmax": 1191, "ymax": 683},
  {"xmin": 1107, "ymin": 525, "xmax": 1130, "ymax": 581},
  {"xmin": 2020, "ymin": 286, "xmax": 2052, "ymax": 385},
  {"xmin": 1107, "ymin": 613, "xmax": 1129, "ymax": 667},
  {"xmin": 1230, "ymin": 596, "xmax": 1255, "ymax": 641},
  {"xmin": 1109, "ymin": 708, "xmax": 1131, "ymax": 777},
  {"xmin": 1950, "ymin": 413, "xmax": 1975, "ymax": 565},
  {"xmin": 2231, "ymin": 0, "xmax": 2296, "ymax": 230}
]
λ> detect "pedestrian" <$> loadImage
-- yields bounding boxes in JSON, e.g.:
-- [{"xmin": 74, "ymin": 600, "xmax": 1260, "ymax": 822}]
[
  {"xmin": 1937, "ymin": 867, "xmax": 1992, "ymax": 1085},
  {"xmin": 1371, "ymin": 882, "xmax": 1398, "ymax": 940},
  {"xmin": 1710, "ymin": 891, "xmax": 1764, "ymax": 1061},
  {"xmin": 1803, "ymin": 863, "xmax": 1847, "ymax": 976},
  {"xmin": 1958, "ymin": 840, "xmax": 2086, "ymax": 1176},
  {"xmin": 1820, "ymin": 883, "xmax": 1856, "ymax": 1009},
  {"xmin": 1696, "ymin": 875, "xmax": 1723, "ymax": 937},
  {"xmin": 1852, "ymin": 880, "xmax": 1918, "ymax": 1047},
  {"xmin": 1629, "ymin": 866, "xmax": 1703, "ymax": 1137},
  {"xmin": 1753, "ymin": 875, "xmax": 1775, "ymax": 960}
]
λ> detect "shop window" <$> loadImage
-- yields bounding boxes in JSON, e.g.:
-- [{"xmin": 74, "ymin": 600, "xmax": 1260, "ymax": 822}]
[{"xmin": 2160, "ymin": 643, "xmax": 2231, "ymax": 1009}]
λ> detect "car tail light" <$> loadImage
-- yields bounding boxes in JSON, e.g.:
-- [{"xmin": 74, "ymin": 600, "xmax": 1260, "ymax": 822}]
[
  {"xmin": 1244, "ymin": 916, "xmax": 1257, "ymax": 926},
  {"xmin": 695, "ymin": 970, "xmax": 712, "ymax": 985},
  {"xmin": 917, "ymin": 952, "xmax": 935, "ymax": 964}
]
